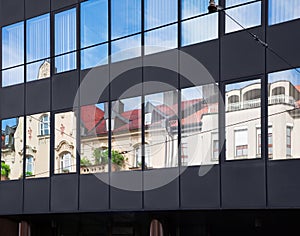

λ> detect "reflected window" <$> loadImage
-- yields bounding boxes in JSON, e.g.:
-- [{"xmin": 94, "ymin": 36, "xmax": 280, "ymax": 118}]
[
  {"xmin": 81, "ymin": 0, "xmax": 108, "ymax": 48},
  {"xmin": 145, "ymin": 24, "xmax": 177, "ymax": 55},
  {"xmin": 269, "ymin": 0, "xmax": 300, "ymax": 25},
  {"xmin": 145, "ymin": 0, "xmax": 178, "ymax": 30},
  {"xmin": 80, "ymin": 103, "xmax": 109, "ymax": 174},
  {"xmin": 181, "ymin": 0, "xmax": 219, "ymax": 19},
  {"xmin": 81, "ymin": 44, "xmax": 108, "ymax": 69},
  {"xmin": 134, "ymin": 144, "xmax": 150, "ymax": 169},
  {"xmin": 55, "ymin": 111, "xmax": 77, "ymax": 174},
  {"xmin": 287, "ymin": 126, "xmax": 292, "ymax": 156},
  {"xmin": 2, "ymin": 22, "xmax": 24, "ymax": 87},
  {"xmin": 257, "ymin": 127, "xmax": 273, "ymax": 158},
  {"xmin": 55, "ymin": 8, "xmax": 77, "ymax": 73},
  {"xmin": 26, "ymin": 14, "xmax": 50, "ymax": 81},
  {"xmin": 181, "ymin": 13, "xmax": 218, "ymax": 47},
  {"xmin": 26, "ymin": 156, "xmax": 34, "ymax": 177},
  {"xmin": 225, "ymin": 1, "xmax": 261, "ymax": 34},
  {"xmin": 26, "ymin": 113, "xmax": 50, "ymax": 178},
  {"xmin": 111, "ymin": 0, "xmax": 141, "ymax": 39},
  {"xmin": 226, "ymin": 79, "xmax": 261, "ymax": 160},
  {"xmin": 181, "ymin": 85, "xmax": 219, "ymax": 165},
  {"xmin": 1, "ymin": 117, "xmax": 24, "ymax": 181}
]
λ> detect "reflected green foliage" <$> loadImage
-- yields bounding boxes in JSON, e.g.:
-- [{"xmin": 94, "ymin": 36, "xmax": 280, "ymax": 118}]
[{"xmin": 1, "ymin": 162, "xmax": 11, "ymax": 178}]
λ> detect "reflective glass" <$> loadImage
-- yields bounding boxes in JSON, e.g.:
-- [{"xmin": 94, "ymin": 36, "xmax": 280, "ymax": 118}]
[
  {"xmin": 226, "ymin": 0, "xmax": 256, "ymax": 7},
  {"xmin": 27, "ymin": 60, "xmax": 50, "ymax": 82},
  {"xmin": 181, "ymin": 0, "xmax": 219, "ymax": 19},
  {"xmin": 81, "ymin": 44, "xmax": 108, "ymax": 70},
  {"xmin": 2, "ymin": 66, "xmax": 24, "ymax": 87},
  {"xmin": 55, "ymin": 53, "xmax": 76, "ymax": 73},
  {"xmin": 269, "ymin": 0, "xmax": 300, "ymax": 25}
]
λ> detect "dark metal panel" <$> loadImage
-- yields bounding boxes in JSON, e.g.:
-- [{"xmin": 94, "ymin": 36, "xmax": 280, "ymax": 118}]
[
  {"xmin": 222, "ymin": 160, "xmax": 266, "ymax": 209},
  {"xmin": 25, "ymin": 0, "xmax": 50, "ymax": 19},
  {"xmin": 268, "ymin": 160, "xmax": 300, "ymax": 208},
  {"xmin": 221, "ymin": 27, "xmax": 265, "ymax": 81},
  {"xmin": 0, "ymin": 85, "xmax": 25, "ymax": 119},
  {"xmin": 79, "ymin": 174, "xmax": 109, "ymax": 211},
  {"xmin": 267, "ymin": 20, "xmax": 300, "ymax": 73},
  {"xmin": 110, "ymin": 58, "xmax": 142, "ymax": 101},
  {"xmin": 26, "ymin": 79, "xmax": 51, "ymax": 115},
  {"xmin": 180, "ymin": 165, "xmax": 220, "ymax": 209},
  {"xmin": 144, "ymin": 168, "xmax": 179, "ymax": 210},
  {"xmin": 24, "ymin": 178, "xmax": 50, "ymax": 213},
  {"xmin": 80, "ymin": 65, "xmax": 109, "ymax": 106},
  {"xmin": 110, "ymin": 171, "xmax": 142, "ymax": 210},
  {"xmin": 143, "ymin": 50, "xmax": 178, "ymax": 95},
  {"xmin": 0, "ymin": 180, "xmax": 23, "ymax": 215},
  {"xmin": 0, "ymin": 0, "xmax": 24, "ymax": 27},
  {"xmin": 51, "ymin": 174, "xmax": 78, "ymax": 212},
  {"xmin": 180, "ymin": 40, "xmax": 219, "ymax": 88},
  {"xmin": 51, "ymin": 0, "xmax": 78, "ymax": 11},
  {"xmin": 52, "ymin": 70, "xmax": 79, "ymax": 111}
]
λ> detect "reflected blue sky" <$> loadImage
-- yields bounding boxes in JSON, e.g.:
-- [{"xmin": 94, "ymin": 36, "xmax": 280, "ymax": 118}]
[
  {"xmin": 182, "ymin": 0, "xmax": 218, "ymax": 19},
  {"xmin": 2, "ymin": 118, "xmax": 18, "ymax": 130},
  {"xmin": 81, "ymin": 44, "xmax": 108, "ymax": 69},
  {"xmin": 226, "ymin": 79, "xmax": 261, "ymax": 92},
  {"xmin": 269, "ymin": 69, "xmax": 300, "ymax": 86},
  {"xmin": 226, "ymin": 0, "xmax": 255, "ymax": 8}
]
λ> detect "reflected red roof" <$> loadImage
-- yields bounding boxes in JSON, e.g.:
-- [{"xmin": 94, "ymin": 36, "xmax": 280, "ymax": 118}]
[{"xmin": 296, "ymin": 85, "xmax": 300, "ymax": 93}]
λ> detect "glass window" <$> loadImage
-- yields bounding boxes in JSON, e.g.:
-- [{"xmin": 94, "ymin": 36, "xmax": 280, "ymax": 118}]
[
  {"xmin": 226, "ymin": 79, "xmax": 261, "ymax": 160},
  {"xmin": 269, "ymin": 0, "xmax": 300, "ymax": 25},
  {"xmin": 145, "ymin": 24, "xmax": 177, "ymax": 55},
  {"xmin": 2, "ymin": 22, "xmax": 24, "ymax": 87},
  {"xmin": 145, "ymin": 90, "xmax": 178, "ymax": 168},
  {"xmin": 54, "ymin": 111, "xmax": 77, "ymax": 174},
  {"xmin": 256, "ymin": 127, "xmax": 273, "ymax": 158},
  {"xmin": 25, "ymin": 156, "xmax": 34, "ymax": 177},
  {"xmin": 26, "ymin": 14, "xmax": 50, "ymax": 81},
  {"xmin": 111, "ymin": 34, "xmax": 141, "ymax": 62},
  {"xmin": 181, "ymin": 0, "xmax": 219, "ymax": 19},
  {"xmin": 226, "ymin": 0, "xmax": 256, "ymax": 8},
  {"xmin": 55, "ymin": 8, "xmax": 77, "ymax": 73},
  {"xmin": 268, "ymin": 69, "xmax": 300, "ymax": 160},
  {"xmin": 81, "ymin": 0, "xmax": 108, "ymax": 48},
  {"xmin": 80, "ymin": 102, "xmax": 109, "ymax": 174},
  {"xmin": 181, "ymin": 85, "xmax": 219, "ymax": 165},
  {"xmin": 111, "ymin": 0, "xmax": 141, "ymax": 39},
  {"xmin": 1, "ymin": 117, "xmax": 24, "ymax": 181},
  {"xmin": 81, "ymin": 44, "xmax": 108, "ymax": 70},
  {"xmin": 145, "ymin": 0, "xmax": 178, "ymax": 30},
  {"xmin": 26, "ymin": 113, "xmax": 50, "ymax": 178},
  {"xmin": 225, "ymin": 1, "xmax": 261, "ymax": 34},
  {"xmin": 111, "ymin": 96, "xmax": 142, "ymax": 171},
  {"xmin": 181, "ymin": 13, "xmax": 218, "ymax": 47}
]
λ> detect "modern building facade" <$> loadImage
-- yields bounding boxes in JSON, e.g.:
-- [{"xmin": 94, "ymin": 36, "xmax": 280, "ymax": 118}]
[{"xmin": 1, "ymin": 0, "xmax": 300, "ymax": 235}]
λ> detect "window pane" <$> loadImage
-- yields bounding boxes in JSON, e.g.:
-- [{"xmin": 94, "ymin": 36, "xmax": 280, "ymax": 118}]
[
  {"xmin": 55, "ymin": 52, "xmax": 76, "ymax": 73},
  {"xmin": 26, "ymin": 14, "xmax": 50, "ymax": 62},
  {"xmin": 145, "ymin": 0, "xmax": 178, "ymax": 30},
  {"xmin": 2, "ymin": 22, "xmax": 24, "ymax": 69},
  {"xmin": 81, "ymin": 44, "xmax": 108, "ymax": 70},
  {"xmin": 111, "ymin": 34, "xmax": 141, "ymax": 62},
  {"xmin": 1, "ymin": 117, "xmax": 24, "ymax": 181},
  {"xmin": 80, "ymin": 102, "xmax": 109, "ymax": 174},
  {"xmin": 25, "ymin": 113, "xmax": 50, "ymax": 178},
  {"xmin": 269, "ymin": 0, "xmax": 300, "ymax": 25},
  {"xmin": 111, "ymin": 96, "xmax": 141, "ymax": 171},
  {"xmin": 182, "ymin": 0, "xmax": 219, "ymax": 19},
  {"xmin": 81, "ymin": 0, "xmax": 108, "ymax": 48},
  {"xmin": 27, "ymin": 59, "xmax": 50, "ymax": 82},
  {"xmin": 181, "ymin": 84, "xmax": 219, "ymax": 165},
  {"xmin": 181, "ymin": 13, "xmax": 218, "ymax": 47},
  {"xmin": 145, "ymin": 24, "xmax": 177, "ymax": 55},
  {"xmin": 55, "ymin": 111, "xmax": 77, "ymax": 174},
  {"xmin": 225, "ymin": 2, "xmax": 261, "ymax": 33},
  {"xmin": 226, "ymin": 79, "xmax": 261, "ymax": 160},
  {"xmin": 268, "ymin": 69, "xmax": 300, "ymax": 160},
  {"xmin": 2, "ymin": 66, "xmax": 24, "ymax": 87},
  {"xmin": 145, "ymin": 90, "xmax": 178, "ymax": 168},
  {"xmin": 111, "ymin": 0, "xmax": 141, "ymax": 39},
  {"xmin": 226, "ymin": 0, "xmax": 256, "ymax": 8}
]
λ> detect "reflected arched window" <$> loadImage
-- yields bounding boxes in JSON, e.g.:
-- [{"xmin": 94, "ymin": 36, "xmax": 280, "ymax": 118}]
[
  {"xmin": 243, "ymin": 89, "xmax": 261, "ymax": 101},
  {"xmin": 150, "ymin": 219, "xmax": 164, "ymax": 236},
  {"xmin": 40, "ymin": 114, "xmax": 50, "ymax": 135},
  {"xmin": 61, "ymin": 152, "xmax": 72, "ymax": 173},
  {"xmin": 228, "ymin": 95, "xmax": 239, "ymax": 104},
  {"xmin": 272, "ymin": 86, "xmax": 285, "ymax": 96},
  {"xmin": 26, "ymin": 155, "xmax": 34, "ymax": 176}
]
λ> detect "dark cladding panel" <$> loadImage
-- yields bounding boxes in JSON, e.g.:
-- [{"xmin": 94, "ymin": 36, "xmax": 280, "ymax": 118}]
[
  {"xmin": 79, "ymin": 174, "xmax": 109, "ymax": 211},
  {"xmin": 26, "ymin": 79, "xmax": 50, "ymax": 115},
  {"xmin": 0, "ymin": 181, "xmax": 23, "ymax": 214},
  {"xmin": 222, "ymin": 160, "xmax": 266, "ymax": 209},
  {"xmin": 51, "ymin": 0, "xmax": 78, "ymax": 11},
  {"xmin": 221, "ymin": 27, "xmax": 265, "ymax": 81},
  {"xmin": 180, "ymin": 165, "xmax": 220, "ymax": 209},
  {"xmin": 110, "ymin": 171, "xmax": 142, "ymax": 210},
  {"xmin": 25, "ymin": 0, "xmax": 50, "ymax": 19},
  {"xmin": 52, "ymin": 70, "xmax": 79, "ymax": 111},
  {"xmin": 0, "ymin": 85, "xmax": 24, "ymax": 118},
  {"xmin": 143, "ymin": 168, "xmax": 179, "ymax": 210},
  {"xmin": 51, "ymin": 174, "xmax": 78, "ymax": 212},
  {"xmin": 0, "ymin": 0, "xmax": 24, "ymax": 27},
  {"xmin": 24, "ymin": 178, "xmax": 50, "ymax": 213}
]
